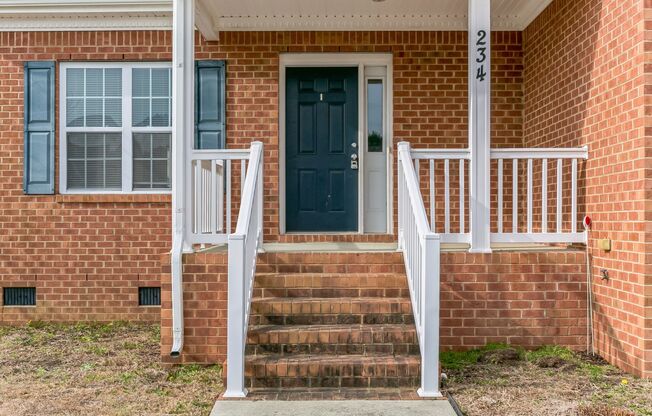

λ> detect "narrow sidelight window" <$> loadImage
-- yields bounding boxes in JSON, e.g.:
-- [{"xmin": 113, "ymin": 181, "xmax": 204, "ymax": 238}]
[{"xmin": 366, "ymin": 79, "xmax": 384, "ymax": 152}]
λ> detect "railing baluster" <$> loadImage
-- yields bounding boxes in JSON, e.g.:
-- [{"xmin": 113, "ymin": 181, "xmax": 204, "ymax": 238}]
[
  {"xmin": 211, "ymin": 160, "xmax": 217, "ymax": 234},
  {"xmin": 204, "ymin": 164, "xmax": 209, "ymax": 233},
  {"xmin": 512, "ymin": 158, "xmax": 518, "ymax": 232},
  {"xmin": 194, "ymin": 160, "xmax": 200, "ymax": 234},
  {"xmin": 429, "ymin": 159, "xmax": 435, "ymax": 232},
  {"xmin": 557, "ymin": 158, "xmax": 562, "ymax": 233},
  {"xmin": 459, "ymin": 159, "xmax": 465, "ymax": 234},
  {"xmin": 527, "ymin": 159, "xmax": 533, "ymax": 234},
  {"xmin": 226, "ymin": 159, "xmax": 232, "ymax": 235},
  {"xmin": 415, "ymin": 159, "xmax": 420, "ymax": 186},
  {"xmin": 241, "ymin": 159, "xmax": 246, "ymax": 195},
  {"xmin": 542, "ymin": 159, "xmax": 547, "ymax": 233},
  {"xmin": 571, "ymin": 158, "xmax": 577, "ymax": 233},
  {"xmin": 444, "ymin": 159, "xmax": 450, "ymax": 234},
  {"xmin": 497, "ymin": 158, "xmax": 503, "ymax": 234}
]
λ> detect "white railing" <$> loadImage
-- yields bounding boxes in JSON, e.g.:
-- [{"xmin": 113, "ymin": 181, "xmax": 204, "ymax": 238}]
[
  {"xmin": 187, "ymin": 148, "xmax": 251, "ymax": 245},
  {"xmin": 490, "ymin": 147, "xmax": 588, "ymax": 244},
  {"xmin": 397, "ymin": 142, "xmax": 442, "ymax": 398},
  {"xmin": 224, "ymin": 141, "xmax": 264, "ymax": 398},
  {"xmin": 411, "ymin": 148, "xmax": 471, "ymax": 244},
  {"xmin": 408, "ymin": 145, "xmax": 588, "ymax": 246}
]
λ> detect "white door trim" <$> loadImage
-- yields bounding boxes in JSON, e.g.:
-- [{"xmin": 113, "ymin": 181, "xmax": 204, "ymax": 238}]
[{"xmin": 278, "ymin": 52, "xmax": 393, "ymax": 235}]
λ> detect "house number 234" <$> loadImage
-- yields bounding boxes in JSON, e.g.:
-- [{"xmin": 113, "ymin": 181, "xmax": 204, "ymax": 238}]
[{"xmin": 475, "ymin": 30, "xmax": 487, "ymax": 82}]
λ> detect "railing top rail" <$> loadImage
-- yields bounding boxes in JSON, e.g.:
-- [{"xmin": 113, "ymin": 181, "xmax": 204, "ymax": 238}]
[
  {"xmin": 410, "ymin": 148, "xmax": 471, "ymax": 160},
  {"xmin": 409, "ymin": 146, "xmax": 588, "ymax": 160},
  {"xmin": 231, "ymin": 141, "xmax": 263, "ymax": 238},
  {"xmin": 491, "ymin": 146, "xmax": 588, "ymax": 160},
  {"xmin": 398, "ymin": 142, "xmax": 440, "ymax": 239},
  {"xmin": 189, "ymin": 149, "xmax": 251, "ymax": 161}
]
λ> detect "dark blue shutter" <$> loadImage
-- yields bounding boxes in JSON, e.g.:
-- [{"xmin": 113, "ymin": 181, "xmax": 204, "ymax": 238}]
[
  {"xmin": 24, "ymin": 61, "xmax": 55, "ymax": 194},
  {"xmin": 195, "ymin": 61, "xmax": 226, "ymax": 149}
]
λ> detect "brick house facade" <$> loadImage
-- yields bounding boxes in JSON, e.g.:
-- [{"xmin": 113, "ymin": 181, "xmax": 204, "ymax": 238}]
[{"xmin": 0, "ymin": 0, "xmax": 650, "ymax": 390}]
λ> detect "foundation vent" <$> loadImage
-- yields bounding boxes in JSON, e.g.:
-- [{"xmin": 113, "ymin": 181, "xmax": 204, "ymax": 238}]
[
  {"xmin": 138, "ymin": 287, "xmax": 161, "ymax": 306},
  {"xmin": 3, "ymin": 287, "xmax": 36, "ymax": 306}
]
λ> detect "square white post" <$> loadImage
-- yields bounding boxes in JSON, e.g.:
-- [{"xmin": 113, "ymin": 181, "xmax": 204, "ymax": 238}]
[
  {"xmin": 469, "ymin": 0, "xmax": 492, "ymax": 253},
  {"xmin": 170, "ymin": 0, "xmax": 195, "ymax": 356},
  {"xmin": 418, "ymin": 233, "xmax": 442, "ymax": 397}
]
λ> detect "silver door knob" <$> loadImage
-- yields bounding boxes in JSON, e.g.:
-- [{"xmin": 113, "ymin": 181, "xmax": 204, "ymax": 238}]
[{"xmin": 351, "ymin": 154, "xmax": 358, "ymax": 161}]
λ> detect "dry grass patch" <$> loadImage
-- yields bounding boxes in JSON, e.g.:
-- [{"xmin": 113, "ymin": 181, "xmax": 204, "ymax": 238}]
[
  {"xmin": 443, "ymin": 345, "xmax": 652, "ymax": 416},
  {"xmin": 0, "ymin": 322, "xmax": 222, "ymax": 416}
]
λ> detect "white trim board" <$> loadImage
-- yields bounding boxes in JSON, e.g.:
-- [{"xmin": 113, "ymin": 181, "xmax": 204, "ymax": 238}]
[{"xmin": 278, "ymin": 53, "xmax": 394, "ymax": 236}]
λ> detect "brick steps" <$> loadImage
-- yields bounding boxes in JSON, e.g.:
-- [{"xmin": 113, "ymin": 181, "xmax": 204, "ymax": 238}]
[
  {"xmin": 249, "ymin": 297, "xmax": 414, "ymax": 326},
  {"xmin": 244, "ymin": 354, "xmax": 421, "ymax": 389},
  {"xmin": 246, "ymin": 324, "xmax": 419, "ymax": 356},
  {"xmin": 245, "ymin": 252, "xmax": 420, "ymax": 394}
]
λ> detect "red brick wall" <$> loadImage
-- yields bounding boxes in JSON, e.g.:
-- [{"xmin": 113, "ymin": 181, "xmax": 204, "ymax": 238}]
[
  {"xmin": 0, "ymin": 30, "xmax": 525, "ymax": 322},
  {"xmin": 523, "ymin": 0, "xmax": 651, "ymax": 377},
  {"xmin": 161, "ymin": 249, "xmax": 587, "ymax": 364},
  {"xmin": 0, "ymin": 32, "xmax": 174, "ymax": 323}
]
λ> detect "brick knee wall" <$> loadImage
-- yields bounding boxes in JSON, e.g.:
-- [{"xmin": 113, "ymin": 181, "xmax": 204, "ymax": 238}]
[
  {"xmin": 160, "ymin": 249, "xmax": 587, "ymax": 364},
  {"xmin": 440, "ymin": 251, "xmax": 587, "ymax": 350},
  {"xmin": 160, "ymin": 252, "xmax": 228, "ymax": 364}
]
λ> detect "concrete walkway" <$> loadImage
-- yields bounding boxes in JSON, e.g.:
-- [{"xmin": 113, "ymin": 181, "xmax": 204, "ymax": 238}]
[{"xmin": 211, "ymin": 400, "xmax": 458, "ymax": 416}]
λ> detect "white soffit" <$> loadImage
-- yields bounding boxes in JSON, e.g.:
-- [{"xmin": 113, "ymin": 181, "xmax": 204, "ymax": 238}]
[
  {"xmin": 0, "ymin": 0, "xmax": 553, "ymax": 36},
  {"xmin": 201, "ymin": 0, "xmax": 553, "ymax": 34}
]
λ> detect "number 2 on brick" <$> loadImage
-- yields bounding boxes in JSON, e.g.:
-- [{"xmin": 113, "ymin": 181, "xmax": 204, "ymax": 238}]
[{"xmin": 476, "ymin": 30, "xmax": 487, "ymax": 82}]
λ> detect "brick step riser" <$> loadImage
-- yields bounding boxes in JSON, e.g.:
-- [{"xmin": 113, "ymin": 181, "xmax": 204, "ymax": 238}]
[
  {"xmin": 256, "ymin": 265, "xmax": 406, "ymax": 274},
  {"xmin": 247, "ymin": 328, "xmax": 418, "ymax": 347},
  {"xmin": 257, "ymin": 253, "xmax": 404, "ymax": 266},
  {"xmin": 249, "ymin": 314, "xmax": 415, "ymax": 326},
  {"xmin": 245, "ymin": 376, "xmax": 421, "ymax": 389},
  {"xmin": 254, "ymin": 276, "xmax": 408, "ymax": 290},
  {"xmin": 251, "ymin": 299, "xmax": 412, "ymax": 315},
  {"xmin": 254, "ymin": 288, "xmax": 411, "ymax": 298},
  {"xmin": 246, "ymin": 343, "xmax": 420, "ymax": 356}
]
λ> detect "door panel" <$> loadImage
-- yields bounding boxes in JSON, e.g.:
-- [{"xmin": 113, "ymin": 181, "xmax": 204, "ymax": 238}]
[{"xmin": 286, "ymin": 67, "xmax": 358, "ymax": 232}]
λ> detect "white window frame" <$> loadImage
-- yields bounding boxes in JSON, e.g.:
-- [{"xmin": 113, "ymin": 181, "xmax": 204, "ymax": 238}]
[{"xmin": 59, "ymin": 61, "xmax": 172, "ymax": 194}]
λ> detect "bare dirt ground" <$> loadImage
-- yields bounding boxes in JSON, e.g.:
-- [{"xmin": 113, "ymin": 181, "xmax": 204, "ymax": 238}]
[
  {"xmin": 0, "ymin": 322, "xmax": 222, "ymax": 416},
  {"xmin": 1, "ymin": 324, "xmax": 650, "ymax": 416},
  {"xmin": 443, "ymin": 345, "xmax": 652, "ymax": 416}
]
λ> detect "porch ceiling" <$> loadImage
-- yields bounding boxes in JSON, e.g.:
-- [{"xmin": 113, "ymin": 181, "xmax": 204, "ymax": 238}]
[
  {"xmin": 0, "ymin": 0, "xmax": 552, "ymax": 38},
  {"xmin": 198, "ymin": 0, "xmax": 552, "ymax": 35}
]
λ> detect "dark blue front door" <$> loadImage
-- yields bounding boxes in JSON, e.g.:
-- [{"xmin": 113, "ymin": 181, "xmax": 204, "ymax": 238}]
[{"xmin": 286, "ymin": 67, "xmax": 358, "ymax": 232}]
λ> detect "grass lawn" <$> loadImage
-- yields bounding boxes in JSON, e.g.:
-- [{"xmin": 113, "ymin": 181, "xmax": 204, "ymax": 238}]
[
  {"xmin": 1, "ymin": 323, "xmax": 651, "ymax": 416},
  {"xmin": 0, "ymin": 322, "xmax": 222, "ymax": 416},
  {"xmin": 442, "ymin": 344, "xmax": 652, "ymax": 416}
]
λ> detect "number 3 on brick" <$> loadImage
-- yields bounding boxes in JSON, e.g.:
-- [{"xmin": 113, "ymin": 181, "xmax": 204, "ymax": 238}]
[{"xmin": 476, "ymin": 30, "xmax": 487, "ymax": 82}]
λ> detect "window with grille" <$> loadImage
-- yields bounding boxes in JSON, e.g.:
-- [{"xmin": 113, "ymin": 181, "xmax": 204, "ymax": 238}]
[{"xmin": 60, "ymin": 63, "xmax": 172, "ymax": 193}]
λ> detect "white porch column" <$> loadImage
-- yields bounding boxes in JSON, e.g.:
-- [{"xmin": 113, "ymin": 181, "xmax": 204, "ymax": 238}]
[
  {"xmin": 170, "ymin": 0, "xmax": 195, "ymax": 356},
  {"xmin": 468, "ymin": 0, "xmax": 492, "ymax": 253}
]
